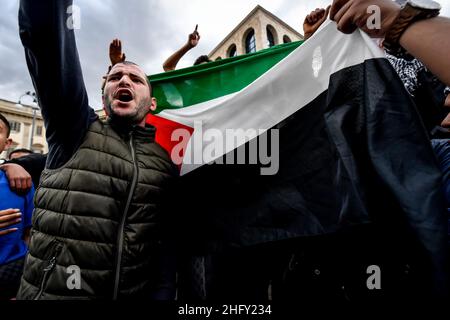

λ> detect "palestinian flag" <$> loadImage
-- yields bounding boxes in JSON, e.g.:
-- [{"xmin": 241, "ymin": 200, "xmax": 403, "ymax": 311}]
[
  {"xmin": 147, "ymin": 34, "xmax": 302, "ymax": 175},
  {"xmin": 146, "ymin": 21, "xmax": 446, "ymax": 285}
]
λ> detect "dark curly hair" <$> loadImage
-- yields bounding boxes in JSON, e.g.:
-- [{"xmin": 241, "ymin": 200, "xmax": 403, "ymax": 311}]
[{"xmin": 193, "ymin": 55, "xmax": 211, "ymax": 66}]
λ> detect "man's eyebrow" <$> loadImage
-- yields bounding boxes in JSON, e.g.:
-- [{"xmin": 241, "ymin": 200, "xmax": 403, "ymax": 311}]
[
  {"xmin": 107, "ymin": 71, "xmax": 123, "ymax": 78},
  {"xmin": 107, "ymin": 70, "xmax": 146, "ymax": 80},
  {"xmin": 129, "ymin": 73, "xmax": 146, "ymax": 80}
]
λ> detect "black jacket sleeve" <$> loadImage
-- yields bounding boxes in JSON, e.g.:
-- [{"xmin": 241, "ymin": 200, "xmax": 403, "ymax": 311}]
[
  {"xmin": 18, "ymin": 0, "xmax": 97, "ymax": 169},
  {"xmin": 6, "ymin": 153, "xmax": 47, "ymax": 187}
]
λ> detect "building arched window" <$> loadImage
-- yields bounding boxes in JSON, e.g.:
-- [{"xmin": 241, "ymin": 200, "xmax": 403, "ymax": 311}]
[
  {"xmin": 283, "ymin": 35, "xmax": 292, "ymax": 43},
  {"xmin": 227, "ymin": 44, "xmax": 237, "ymax": 58},
  {"xmin": 244, "ymin": 29, "xmax": 256, "ymax": 54},
  {"xmin": 9, "ymin": 121, "xmax": 21, "ymax": 133},
  {"xmin": 266, "ymin": 25, "xmax": 277, "ymax": 47}
]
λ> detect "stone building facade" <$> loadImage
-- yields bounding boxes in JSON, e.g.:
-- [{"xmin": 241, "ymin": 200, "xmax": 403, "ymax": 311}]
[
  {"xmin": 0, "ymin": 98, "xmax": 47, "ymax": 159},
  {"xmin": 209, "ymin": 5, "xmax": 303, "ymax": 61}
]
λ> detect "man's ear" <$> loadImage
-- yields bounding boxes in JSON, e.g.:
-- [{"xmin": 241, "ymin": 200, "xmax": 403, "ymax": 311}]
[
  {"xmin": 150, "ymin": 97, "xmax": 157, "ymax": 112},
  {"xmin": 5, "ymin": 138, "xmax": 12, "ymax": 149}
]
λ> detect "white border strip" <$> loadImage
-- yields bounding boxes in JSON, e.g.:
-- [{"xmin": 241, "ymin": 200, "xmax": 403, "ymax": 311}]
[{"xmin": 159, "ymin": 21, "xmax": 386, "ymax": 175}]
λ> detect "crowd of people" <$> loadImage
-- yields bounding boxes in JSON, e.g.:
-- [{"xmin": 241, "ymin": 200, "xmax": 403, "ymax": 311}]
[{"xmin": 0, "ymin": 0, "xmax": 449, "ymax": 303}]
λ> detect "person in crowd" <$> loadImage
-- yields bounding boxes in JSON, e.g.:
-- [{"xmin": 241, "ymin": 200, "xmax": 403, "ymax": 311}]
[
  {"xmin": 0, "ymin": 113, "xmax": 34, "ymax": 300},
  {"xmin": 330, "ymin": 0, "xmax": 450, "ymax": 86},
  {"xmin": 2, "ymin": 149, "xmax": 43, "ymax": 195},
  {"xmin": 304, "ymin": 2, "xmax": 450, "ymax": 137},
  {"xmin": 16, "ymin": 0, "xmax": 178, "ymax": 300},
  {"xmin": 162, "ymin": 25, "xmax": 211, "ymax": 71},
  {"xmin": 8, "ymin": 149, "xmax": 33, "ymax": 161},
  {"xmin": 6, "ymin": 39, "xmax": 128, "ymax": 193},
  {"xmin": 381, "ymin": 47, "xmax": 450, "ymax": 136},
  {"xmin": 4, "ymin": 153, "xmax": 46, "ymax": 189},
  {"xmin": 330, "ymin": 0, "xmax": 450, "ymax": 297}
]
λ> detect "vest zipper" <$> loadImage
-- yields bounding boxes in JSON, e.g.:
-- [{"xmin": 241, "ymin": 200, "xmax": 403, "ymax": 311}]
[
  {"xmin": 113, "ymin": 132, "xmax": 139, "ymax": 300},
  {"xmin": 33, "ymin": 241, "xmax": 63, "ymax": 300}
]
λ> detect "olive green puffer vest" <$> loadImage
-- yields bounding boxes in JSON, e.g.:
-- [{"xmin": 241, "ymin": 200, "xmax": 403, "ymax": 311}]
[{"xmin": 17, "ymin": 120, "xmax": 177, "ymax": 299}]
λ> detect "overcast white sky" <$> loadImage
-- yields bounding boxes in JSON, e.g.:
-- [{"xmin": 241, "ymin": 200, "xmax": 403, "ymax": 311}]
[{"xmin": 1, "ymin": 0, "xmax": 450, "ymax": 110}]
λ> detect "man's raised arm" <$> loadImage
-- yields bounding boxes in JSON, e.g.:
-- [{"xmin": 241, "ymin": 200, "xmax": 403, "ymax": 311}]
[
  {"xmin": 163, "ymin": 25, "xmax": 200, "ymax": 72},
  {"xmin": 330, "ymin": 0, "xmax": 450, "ymax": 87},
  {"xmin": 19, "ymin": 0, "xmax": 97, "ymax": 169}
]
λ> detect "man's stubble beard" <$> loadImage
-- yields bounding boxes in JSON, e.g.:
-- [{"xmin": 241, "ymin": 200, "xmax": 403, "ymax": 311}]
[{"xmin": 104, "ymin": 94, "xmax": 151, "ymax": 126}]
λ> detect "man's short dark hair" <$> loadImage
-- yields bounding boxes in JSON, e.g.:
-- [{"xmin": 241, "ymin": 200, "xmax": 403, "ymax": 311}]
[
  {"xmin": 193, "ymin": 55, "xmax": 211, "ymax": 66},
  {"xmin": 0, "ymin": 113, "xmax": 11, "ymax": 137},
  {"xmin": 9, "ymin": 148, "xmax": 33, "ymax": 159},
  {"xmin": 102, "ymin": 61, "xmax": 153, "ymax": 96}
]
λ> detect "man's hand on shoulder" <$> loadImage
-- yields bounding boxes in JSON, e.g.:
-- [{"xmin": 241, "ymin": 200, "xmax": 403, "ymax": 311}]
[{"xmin": 0, "ymin": 163, "xmax": 32, "ymax": 194}]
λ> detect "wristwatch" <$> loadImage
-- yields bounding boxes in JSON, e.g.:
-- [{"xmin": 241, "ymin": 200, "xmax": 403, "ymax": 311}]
[{"xmin": 384, "ymin": 0, "xmax": 441, "ymax": 56}]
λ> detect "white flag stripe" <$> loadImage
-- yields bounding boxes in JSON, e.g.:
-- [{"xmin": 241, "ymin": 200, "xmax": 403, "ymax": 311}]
[{"xmin": 158, "ymin": 21, "xmax": 386, "ymax": 175}]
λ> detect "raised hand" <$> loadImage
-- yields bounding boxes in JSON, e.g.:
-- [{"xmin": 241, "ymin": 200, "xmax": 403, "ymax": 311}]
[
  {"xmin": 187, "ymin": 25, "xmax": 200, "ymax": 49},
  {"xmin": 163, "ymin": 24, "xmax": 201, "ymax": 72},
  {"xmin": 109, "ymin": 38, "xmax": 126, "ymax": 66},
  {"xmin": 303, "ymin": 6, "xmax": 331, "ymax": 40}
]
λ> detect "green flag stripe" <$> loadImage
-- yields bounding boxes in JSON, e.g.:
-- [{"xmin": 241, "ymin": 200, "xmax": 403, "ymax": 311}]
[{"xmin": 148, "ymin": 41, "xmax": 302, "ymax": 114}]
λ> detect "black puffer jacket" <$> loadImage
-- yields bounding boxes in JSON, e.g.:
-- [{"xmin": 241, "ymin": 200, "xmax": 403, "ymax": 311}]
[
  {"xmin": 17, "ymin": 0, "xmax": 178, "ymax": 299},
  {"xmin": 17, "ymin": 120, "xmax": 177, "ymax": 299}
]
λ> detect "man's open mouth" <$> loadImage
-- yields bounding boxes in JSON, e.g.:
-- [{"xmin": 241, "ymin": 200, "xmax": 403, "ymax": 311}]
[{"xmin": 115, "ymin": 89, "xmax": 133, "ymax": 103}]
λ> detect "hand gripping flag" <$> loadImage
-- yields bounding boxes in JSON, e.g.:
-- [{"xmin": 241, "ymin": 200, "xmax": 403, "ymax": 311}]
[{"xmin": 147, "ymin": 21, "xmax": 447, "ymax": 292}]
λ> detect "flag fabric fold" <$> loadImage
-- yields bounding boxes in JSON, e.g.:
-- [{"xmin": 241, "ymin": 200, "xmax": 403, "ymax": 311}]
[{"xmin": 147, "ymin": 21, "xmax": 447, "ymax": 290}]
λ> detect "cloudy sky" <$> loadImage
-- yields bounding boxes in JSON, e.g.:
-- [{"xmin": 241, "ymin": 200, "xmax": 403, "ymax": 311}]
[{"xmin": 1, "ymin": 0, "xmax": 450, "ymax": 110}]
